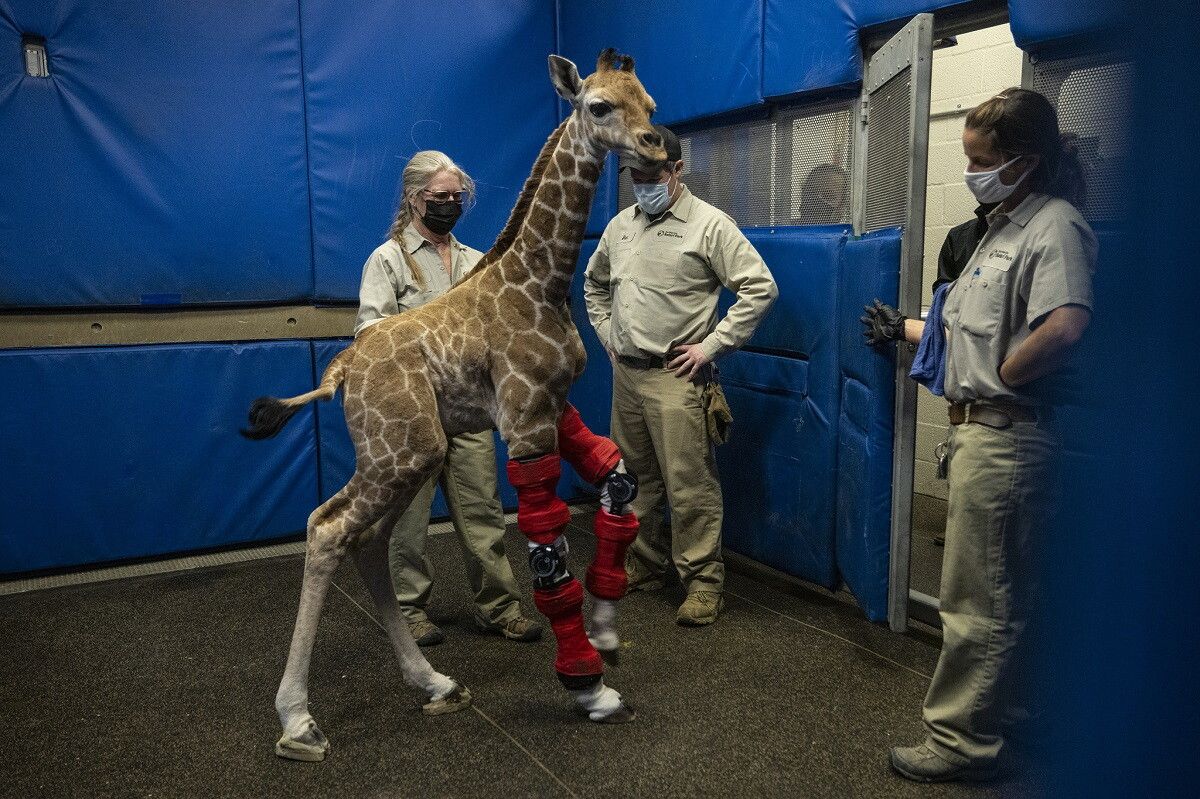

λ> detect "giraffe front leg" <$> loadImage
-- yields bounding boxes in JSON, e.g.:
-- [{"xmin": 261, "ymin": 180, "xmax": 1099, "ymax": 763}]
[
  {"xmin": 556, "ymin": 404, "xmax": 640, "ymax": 663},
  {"xmin": 506, "ymin": 453, "xmax": 635, "ymax": 723}
]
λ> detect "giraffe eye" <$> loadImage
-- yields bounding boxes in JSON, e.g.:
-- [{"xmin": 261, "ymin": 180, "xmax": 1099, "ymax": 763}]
[{"xmin": 588, "ymin": 101, "xmax": 612, "ymax": 118}]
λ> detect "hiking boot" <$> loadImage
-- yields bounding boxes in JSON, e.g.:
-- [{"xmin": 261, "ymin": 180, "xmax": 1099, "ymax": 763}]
[
  {"xmin": 476, "ymin": 614, "xmax": 543, "ymax": 642},
  {"xmin": 625, "ymin": 560, "xmax": 665, "ymax": 592},
  {"xmin": 408, "ymin": 619, "xmax": 444, "ymax": 647},
  {"xmin": 676, "ymin": 591, "xmax": 723, "ymax": 626},
  {"xmin": 889, "ymin": 744, "xmax": 998, "ymax": 783}
]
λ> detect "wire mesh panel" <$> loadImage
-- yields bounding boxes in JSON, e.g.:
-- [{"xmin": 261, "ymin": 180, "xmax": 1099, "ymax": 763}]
[
  {"xmin": 863, "ymin": 70, "xmax": 913, "ymax": 232},
  {"xmin": 616, "ymin": 104, "xmax": 853, "ymax": 227},
  {"xmin": 1033, "ymin": 55, "xmax": 1131, "ymax": 222}
]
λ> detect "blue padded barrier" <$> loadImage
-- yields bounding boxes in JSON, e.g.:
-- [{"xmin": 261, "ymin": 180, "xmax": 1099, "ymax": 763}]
[
  {"xmin": 557, "ymin": 0, "xmax": 763, "ymax": 125},
  {"xmin": 0, "ymin": 2, "xmax": 311, "ymax": 307},
  {"xmin": 0, "ymin": 342, "xmax": 318, "ymax": 574},
  {"xmin": 835, "ymin": 228, "xmax": 902, "ymax": 621},
  {"xmin": 586, "ymin": 155, "xmax": 620, "ymax": 237},
  {"xmin": 718, "ymin": 350, "xmax": 838, "ymax": 588},
  {"xmin": 313, "ymin": 339, "xmax": 579, "ymax": 515},
  {"xmin": 1008, "ymin": 0, "xmax": 1125, "ymax": 52},
  {"xmin": 763, "ymin": 0, "xmax": 862, "ymax": 99},
  {"xmin": 301, "ymin": 0, "xmax": 558, "ymax": 301}
]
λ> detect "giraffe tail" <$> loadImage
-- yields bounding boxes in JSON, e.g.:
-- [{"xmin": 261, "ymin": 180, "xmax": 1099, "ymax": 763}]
[{"xmin": 239, "ymin": 347, "xmax": 354, "ymax": 440}]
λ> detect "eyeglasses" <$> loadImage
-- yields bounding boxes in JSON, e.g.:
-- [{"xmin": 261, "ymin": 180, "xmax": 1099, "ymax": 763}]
[{"xmin": 423, "ymin": 190, "xmax": 467, "ymax": 204}]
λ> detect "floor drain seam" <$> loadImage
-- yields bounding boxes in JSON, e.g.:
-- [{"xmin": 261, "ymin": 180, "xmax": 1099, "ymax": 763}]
[
  {"xmin": 471, "ymin": 707, "xmax": 581, "ymax": 799},
  {"xmin": 726, "ymin": 590, "xmax": 934, "ymax": 682},
  {"xmin": 332, "ymin": 581, "xmax": 580, "ymax": 799}
]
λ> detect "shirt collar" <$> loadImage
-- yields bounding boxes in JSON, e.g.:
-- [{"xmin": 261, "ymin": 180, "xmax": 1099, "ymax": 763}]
[
  {"xmin": 988, "ymin": 192, "xmax": 1051, "ymax": 228},
  {"xmin": 633, "ymin": 184, "xmax": 693, "ymax": 223},
  {"xmin": 402, "ymin": 223, "xmax": 461, "ymax": 254}
]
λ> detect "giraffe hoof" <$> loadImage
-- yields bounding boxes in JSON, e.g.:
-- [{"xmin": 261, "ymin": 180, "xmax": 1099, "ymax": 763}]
[
  {"xmin": 275, "ymin": 721, "xmax": 331, "ymax": 762},
  {"xmin": 592, "ymin": 701, "xmax": 636, "ymax": 724},
  {"xmin": 422, "ymin": 684, "xmax": 473, "ymax": 716}
]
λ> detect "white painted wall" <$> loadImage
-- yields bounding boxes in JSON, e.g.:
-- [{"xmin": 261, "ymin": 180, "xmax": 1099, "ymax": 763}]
[{"xmin": 915, "ymin": 24, "xmax": 1024, "ymax": 501}]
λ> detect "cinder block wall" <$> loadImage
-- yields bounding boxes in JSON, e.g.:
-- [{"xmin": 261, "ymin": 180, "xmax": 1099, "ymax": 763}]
[{"xmin": 916, "ymin": 25, "xmax": 1023, "ymax": 500}]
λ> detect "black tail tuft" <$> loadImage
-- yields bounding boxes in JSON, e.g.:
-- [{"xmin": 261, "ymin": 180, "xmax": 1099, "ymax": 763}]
[{"xmin": 240, "ymin": 397, "xmax": 300, "ymax": 440}]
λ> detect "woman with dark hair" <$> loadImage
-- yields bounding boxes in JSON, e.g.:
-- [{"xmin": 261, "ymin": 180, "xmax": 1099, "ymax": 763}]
[{"xmin": 864, "ymin": 88, "xmax": 1096, "ymax": 783}]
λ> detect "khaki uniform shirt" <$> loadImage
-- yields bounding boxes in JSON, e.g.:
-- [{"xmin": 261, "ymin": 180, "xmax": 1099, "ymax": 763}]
[
  {"xmin": 584, "ymin": 186, "xmax": 778, "ymax": 361},
  {"xmin": 941, "ymin": 192, "xmax": 1097, "ymax": 405},
  {"xmin": 355, "ymin": 224, "xmax": 482, "ymax": 336}
]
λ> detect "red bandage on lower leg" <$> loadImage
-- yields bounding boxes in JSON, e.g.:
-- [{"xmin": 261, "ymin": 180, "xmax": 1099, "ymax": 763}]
[
  {"xmin": 557, "ymin": 404, "xmax": 621, "ymax": 485},
  {"xmin": 586, "ymin": 509, "xmax": 640, "ymax": 600},
  {"xmin": 506, "ymin": 455, "xmax": 571, "ymax": 545},
  {"xmin": 534, "ymin": 578, "xmax": 603, "ymax": 678}
]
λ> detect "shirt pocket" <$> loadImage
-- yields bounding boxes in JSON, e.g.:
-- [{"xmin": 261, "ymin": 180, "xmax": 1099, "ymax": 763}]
[
  {"xmin": 956, "ymin": 264, "xmax": 1010, "ymax": 338},
  {"xmin": 633, "ymin": 243, "xmax": 679, "ymax": 292}
]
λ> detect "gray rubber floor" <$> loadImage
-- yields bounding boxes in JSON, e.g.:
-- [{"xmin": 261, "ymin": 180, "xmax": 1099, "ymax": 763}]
[{"xmin": 1, "ymin": 511, "xmax": 1042, "ymax": 798}]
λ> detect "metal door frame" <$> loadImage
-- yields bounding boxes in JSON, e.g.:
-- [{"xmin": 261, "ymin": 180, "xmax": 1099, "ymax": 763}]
[{"xmin": 851, "ymin": 13, "xmax": 934, "ymax": 633}]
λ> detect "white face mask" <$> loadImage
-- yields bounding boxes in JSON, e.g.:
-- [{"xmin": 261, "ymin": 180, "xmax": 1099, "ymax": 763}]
[
  {"xmin": 632, "ymin": 171, "xmax": 675, "ymax": 215},
  {"xmin": 964, "ymin": 156, "xmax": 1030, "ymax": 204}
]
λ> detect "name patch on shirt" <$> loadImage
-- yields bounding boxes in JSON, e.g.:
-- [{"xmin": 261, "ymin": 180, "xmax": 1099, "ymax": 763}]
[{"xmin": 656, "ymin": 230, "xmax": 683, "ymax": 239}]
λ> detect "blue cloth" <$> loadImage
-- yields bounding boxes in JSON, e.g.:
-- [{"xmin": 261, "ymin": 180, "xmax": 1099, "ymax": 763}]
[{"xmin": 910, "ymin": 282, "xmax": 950, "ymax": 396}]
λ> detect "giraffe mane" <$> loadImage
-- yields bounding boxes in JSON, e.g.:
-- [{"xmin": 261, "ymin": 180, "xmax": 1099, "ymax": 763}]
[{"xmin": 459, "ymin": 118, "xmax": 570, "ymax": 284}]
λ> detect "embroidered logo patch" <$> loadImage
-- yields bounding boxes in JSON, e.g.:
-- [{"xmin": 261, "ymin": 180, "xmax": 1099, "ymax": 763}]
[{"xmin": 656, "ymin": 230, "xmax": 683, "ymax": 239}]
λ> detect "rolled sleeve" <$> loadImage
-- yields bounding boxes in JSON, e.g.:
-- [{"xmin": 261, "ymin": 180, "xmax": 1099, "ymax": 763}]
[
  {"xmin": 700, "ymin": 220, "xmax": 778, "ymax": 360},
  {"xmin": 1025, "ymin": 215, "xmax": 1097, "ymax": 329},
  {"xmin": 355, "ymin": 250, "xmax": 403, "ymax": 336}
]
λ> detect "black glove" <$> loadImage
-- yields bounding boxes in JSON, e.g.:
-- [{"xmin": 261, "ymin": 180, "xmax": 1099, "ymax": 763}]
[{"xmin": 861, "ymin": 299, "xmax": 906, "ymax": 346}]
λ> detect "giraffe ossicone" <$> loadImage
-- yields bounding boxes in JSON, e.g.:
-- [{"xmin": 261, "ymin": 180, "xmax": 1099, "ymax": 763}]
[{"xmin": 242, "ymin": 48, "xmax": 666, "ymax": 761}]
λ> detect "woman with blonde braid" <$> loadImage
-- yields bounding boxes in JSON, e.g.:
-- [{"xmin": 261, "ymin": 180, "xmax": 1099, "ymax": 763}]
[{"xmin": 356, "ymin": 151, "xmax": 541, "ymax": 647}]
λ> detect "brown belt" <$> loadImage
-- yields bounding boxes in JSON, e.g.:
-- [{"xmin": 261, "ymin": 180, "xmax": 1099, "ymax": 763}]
[
  {"xmin": 948, "ymin": 401, "xmax": 1040, "ymax": 428},
  {"xmin": 618, "ymin": 354, "xmax": 666, "ymax": 370}
]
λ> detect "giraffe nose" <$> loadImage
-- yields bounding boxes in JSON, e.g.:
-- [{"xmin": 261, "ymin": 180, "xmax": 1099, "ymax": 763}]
[{"xmin": 639, "ymin": 130, "xmax": 662, "ymax": 149}]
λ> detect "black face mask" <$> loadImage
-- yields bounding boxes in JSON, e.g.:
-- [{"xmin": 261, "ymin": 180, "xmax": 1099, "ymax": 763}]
[{"xmin": 420, "ymin": 200, "xmax": 462, "ymax": 235}]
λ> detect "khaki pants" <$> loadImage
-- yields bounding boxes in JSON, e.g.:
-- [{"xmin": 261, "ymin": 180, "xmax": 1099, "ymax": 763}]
[
  {"xmin": 923, "ymin": 416, "xmax": 1058, "ymax": 766},
  {"xmin": 387, "ymin": 429, "xmax": 523, "ymax": 627},
  {"xmin": 612, "ymin": 360, "xmax": 724, "ymax": 594}
]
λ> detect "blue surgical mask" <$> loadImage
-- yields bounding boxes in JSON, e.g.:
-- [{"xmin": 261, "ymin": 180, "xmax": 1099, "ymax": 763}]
[
  {"xmin": 964, "ymin": 156, "xmax": 1029, "ymax": 204},
  {"xmin": 633, "ymin": 179, "xmax": 672, "ymax": 215}
]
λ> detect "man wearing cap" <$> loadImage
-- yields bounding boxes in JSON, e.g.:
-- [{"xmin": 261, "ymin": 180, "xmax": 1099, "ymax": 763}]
[{"xmin": 584, "ymin": 124, "xmax": 778, "ymax": 626}]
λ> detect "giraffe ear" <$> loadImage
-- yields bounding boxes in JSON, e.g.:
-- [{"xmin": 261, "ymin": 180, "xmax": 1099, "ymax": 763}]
[{"xmin": 548, "ymin": 55, "xmax": 582, "ymax": 105}]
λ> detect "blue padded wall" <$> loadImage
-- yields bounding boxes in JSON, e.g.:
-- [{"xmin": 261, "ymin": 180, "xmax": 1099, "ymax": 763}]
[
  {"xmin": 1008, "ymin": 0, "xmax": 1125, "ymax": 52},
  {"xmin": 717, "ymin": 228, "xmax": 846, "ymax": 588},
  {"xmin": 763, "ymin": 0, "xmax": 862, "ymax": 99},
  {"xmin": 0, "ymin": 342, "xmax": 318, "ymax": 573},
  {"xmin": 835, "ymin": 228, "xmax": 902, "ymax": 621},
  {"xmin": 301, "ymin": 0, "xmax": 559, "ymax": 301},
  {"xmin": 557, "ymin": 0, "xmax": 762, "ymax": 125},
  {"xmin": 0, "ymin": 2, "xmax": 312, "ymax": 307}
]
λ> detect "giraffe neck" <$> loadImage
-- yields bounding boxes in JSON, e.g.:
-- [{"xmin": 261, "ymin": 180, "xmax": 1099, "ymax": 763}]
[{"xmin": 501, "ymin": 115, "xmax": 604, "ymax": 307}]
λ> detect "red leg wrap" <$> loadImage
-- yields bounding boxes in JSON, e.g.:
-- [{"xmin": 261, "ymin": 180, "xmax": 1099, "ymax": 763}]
[
  {"xmin": 557, "ymin": 403, "xmax": 621, "ymax": 485},
  {"xmin": 586, "ymin": 509, "xmax": 640, "ymax": 600},
  {"xmin": 506, "ymin": 454, "xmax": 571, "ymax": 545},
  {"xmin": 534, "ymin": 579, "xmax": 603, "ymax": 678}
]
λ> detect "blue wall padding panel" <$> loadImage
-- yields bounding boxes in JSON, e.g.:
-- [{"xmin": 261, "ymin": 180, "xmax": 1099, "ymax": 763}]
[
  {"xmin": 0, "ymin": 342, "xmax": 318, "ymax": 574},
  {"xmin": 0, "ymin": 2, "xmax": 312, "ymax": 307},
  {"xmin": 557, "ymin": 0, "xmax": 763, "ymax": 125},
  {"xmin": 313, "ymin": 339, "xmax": 579, "ymax": 515},
  {"xmin": 1008, "ymin": 0, "xmax": 1125, "ymax": 52},
  {"xmin": 301, "ymin": 0, "xmax": 558, "ymax": 300},
  {"xmin": 763, "ymin": 0, "xmax": 862, "ymax": 99},
  {"xmin": 718, "ymin": 350, "xmax": 838, "ymax": 589},
  {"xmin": 835, "ymin": 228, "xmax": 902, "ymax": 621}
]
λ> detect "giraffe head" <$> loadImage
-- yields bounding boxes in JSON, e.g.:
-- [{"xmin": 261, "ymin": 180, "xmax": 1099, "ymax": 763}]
[{"xmin": 548, "ymin": 49, "xmax": 666, "ymax": 167}]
